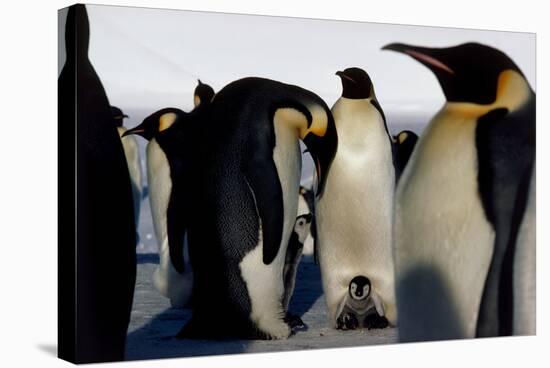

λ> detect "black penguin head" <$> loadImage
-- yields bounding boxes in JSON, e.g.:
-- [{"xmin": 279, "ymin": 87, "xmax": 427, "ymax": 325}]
[
  {"xmin": 349, "ymin": 276, "xmax": 371, "ymax": 301},
  {"xmin": 111, "ymin": 106, "xmax": 129, "ymax": 128},
  {"xmin": 382, "ymin": 42, "xmax": 524, "ymax": 105},
  {"xmin": 194, "ymin": 79, "xmax": 215, "ymax": 107},
  {"xmin": 122, "ymin": 107, "xmax": 183, "ymax": 141},
  {"xmin": 336, "ymin": 67, "xmax": 374, "ymax": 99}
]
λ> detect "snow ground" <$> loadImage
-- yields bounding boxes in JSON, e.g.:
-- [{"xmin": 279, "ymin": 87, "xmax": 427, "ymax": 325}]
[{"xmin": 126, "ymin": 255, "xmax": 398, "ymax": 360}]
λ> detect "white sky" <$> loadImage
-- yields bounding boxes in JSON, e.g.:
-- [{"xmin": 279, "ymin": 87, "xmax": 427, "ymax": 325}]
[{"xmin": 59, "ymin": 4, "xmax": 535, "ymax": 123}]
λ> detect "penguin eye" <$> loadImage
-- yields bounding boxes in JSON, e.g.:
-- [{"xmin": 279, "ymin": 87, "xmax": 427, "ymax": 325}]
[
  {"xmin": 298, "ymin": 220, "xmax": 304, "ymax": 226},
  {"xmin": 351, "ymin": 284, "xmax": 356, "ymax": 291}
]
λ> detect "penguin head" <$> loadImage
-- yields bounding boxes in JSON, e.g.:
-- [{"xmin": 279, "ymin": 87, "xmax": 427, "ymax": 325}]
[
  {"xmin": 349, "ymin": 276, "xmax": 371, "ymax": 301},
  {"xmin": 382, "ymin": 42, "xmax": 524, "ymax": 105},
  {"xmin": 110, "ymin": 106, "xmax": 129, "ymax": 128},
  {"xmin": 293, "ymin": 213, "xmax": 313, "ymax": 243},
  {"xmin": 194, "ymin": 79, "xmax": 215, "ymax": 107},
  {"xmin": 335, "ymin": 67, "xmax": 374, "ymax": 99},
  {"xmin": 394, "ymin": 130, "xmax": 418, "ymax": 145},
  {"xmin": 122, "ymin": 107, "xmax": 183, "ymax": 141}
]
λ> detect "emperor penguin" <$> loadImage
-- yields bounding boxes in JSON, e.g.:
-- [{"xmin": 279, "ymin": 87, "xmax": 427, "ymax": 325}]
[
  {"xmin": 170, "ymin": 77, "xmax": 337, "ymax": 340},
  {"xmin": 112, "ymin": 106, "xmax": 143, "ymax": 233},
  {"xmin": 383, "ymin": 42, "xmax": 535, "ymax": 341},
  {"xmin": 316, "ymin": 67, "xmax": 397, "ymax": 328},
  {"xmin": 124, "ymin": 81, "xmax": 215, "ymax": 308},
  {"xmin": 58, "ymin": 4, "xmax": 136, "ymax": 363},
  {"xmin": 124, "ymin": 108, "xmax": 193, "ymax": 308},
  {"xmin": 393, "ymin": 130, "xmax": 418, "ymax": 180}
]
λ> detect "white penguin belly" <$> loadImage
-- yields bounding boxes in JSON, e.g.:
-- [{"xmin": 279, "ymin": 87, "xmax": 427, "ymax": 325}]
[
  {"xmin": 239, "ymin": 123, "xmax": 301, "ymax": 339},
  {"xmin": 513, "ymin": 166, "xmax": 535, "ymax": 335},
  {"xmin": 118, "ymin": 127, "xmax": 142, "ymax": 228},
  {"xmin": 317, "ymin": 98, "xmax": 396, "ymax": 325},
  {"xmin": 147, "ymin": 139, "xmax": 193, "ymax": 307},
  {"xmin": 395, "ymin": 106, "xmax": 495, "ymax": 338}
]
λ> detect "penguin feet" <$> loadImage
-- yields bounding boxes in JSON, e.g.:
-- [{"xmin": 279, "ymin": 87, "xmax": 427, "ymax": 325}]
[
  {"xmin": 256, "ymin": 316, "xmax": 291, "ymax": 340},
  {"xmin": 363, "ymin": 314, "xmax": 389, "ymax": 330},
  {"xmin": 284, "ymin": 312, "xmax": 307, "ymax": 333},
  {"xmin": 336, "ymin": 312, "xmax": 359, "ymax": 330}
]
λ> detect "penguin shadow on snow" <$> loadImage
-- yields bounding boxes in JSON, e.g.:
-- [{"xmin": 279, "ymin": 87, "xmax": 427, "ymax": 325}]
[
  {"xmin": 136, "ymin": 253, "xmax": 160, "ymax": 265},
  {"xmin": 396, "ymin": 265, "xmax": 464, "ymax": 342},
  {"xmin": 125, "ymin": 256, "xmax": 323, "ymax": 359},
  {"xmin": 286, "ymin": 256, "xmax": 324, "ymax": 318}
]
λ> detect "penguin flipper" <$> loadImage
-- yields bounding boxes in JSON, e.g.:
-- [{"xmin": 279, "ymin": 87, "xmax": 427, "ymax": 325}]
[
  {"xmin": 167, "ymin": 186, "xmax": 187, "ymax": 274},
  {"xmin": 313, "ymin": 228, "xmax": 319, "ymax": 265},
  {"xmin": 475, "ymin": 102, "xmax": 535, "ymax": 337},
  {"xmin": 243, "ymin": 154, "xmax": 284, "ymax": 265}
]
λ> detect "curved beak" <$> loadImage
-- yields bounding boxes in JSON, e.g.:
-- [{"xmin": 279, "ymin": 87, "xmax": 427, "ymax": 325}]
[
  {"xmin": 302, "ymin": 114, "xmax": 338, "ymax": 198},
  {"xmin": 382, "ymin": 43, "xmax": 455, "ymax": 75},
  {"xmin": 121, "ymin": 123, "xmax": 147, "ymax": 138},
  {"xmin": 335, "ymin": 70, "xmax": 356, "ymax": 83},
  {"xmin": 381, "ymin": 42, "xmax": 410, "ymax": 53}
]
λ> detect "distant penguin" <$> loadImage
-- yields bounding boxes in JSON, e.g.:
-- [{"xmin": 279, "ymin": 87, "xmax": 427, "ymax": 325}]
[
  {"xmin": 282, "ymin": 213, "xmax": 313, "ymax": 328},
  {"xmin": 383, "ymin": 42, "xmax": 535, "ymax": 341},
  {"xmin": 58, "ymin": 4, "xmax": 136, "ymax": 363},
  {"xmin": 113, "ymin": 106, "xmax": 143, "ymax": 233},
  {"xmin": 335, "ymin": 276, "xmax": 388, "ymax": 330},
  {"xmin": 124, "ymin": 81, "xmax": 215, "ymax": 308},
  {"xmin": 393, "ymin": 130, "xmax": 418, "ymax": 180},
  {"xmin": 193, "ymin": 79, "xmax": 215, "ymax": 108},
  {"xmin": 123, "ymin": 108, "xmax": 194, "ymax": 308},
  {"xmin": 316, "ymin": 67, "xmax": 396, "ymax": 328},
  {"xmin": 171, "ymin": 77, "xmax": 337, "ymax": 340}
]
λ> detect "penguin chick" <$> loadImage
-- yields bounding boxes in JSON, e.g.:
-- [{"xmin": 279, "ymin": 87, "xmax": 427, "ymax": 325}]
[
  {"xmin": 282, "ymin": 213, "xmax": 312, "ymax": 330},
  {"xmin": 336, "ymin": 276, "xmax": 388, "ymax": 330},
  {"xmin": 298, "ymin": 186, "xmax": 316, "ymax": 257},
  {"xmin": 393, "ymin": 129, "xmax": 419, "ymax": 180},
  {"xmin": 193, "ymin": 79, "xmax": 215, "ymax": 108}
]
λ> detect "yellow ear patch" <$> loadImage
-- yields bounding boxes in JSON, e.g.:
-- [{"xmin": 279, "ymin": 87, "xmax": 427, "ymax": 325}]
[
  {"xmin": 273, "ymin": 105, "xmax": 328, "ymax": 139},
  {"xmin": 398, "ymin": 132, "xmax": 408, "ymax": 144},
  {"xmin": 307, "ymin": 105, "xmax": 329, "ymax": 138},
  {"xmin": 496, "ymin": 70, "xmax": 531, "ymax": 111},
  {"xmin": 159, "ymin": 112, "xmax": 177, "ymax": 132},
  {"xmin": 194, "ymin": 95, "xmax": 201, "ymax": 107}
]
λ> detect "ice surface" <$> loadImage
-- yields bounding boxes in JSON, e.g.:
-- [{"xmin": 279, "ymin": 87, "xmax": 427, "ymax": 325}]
[{"xmin": 126, "ymin": 255, "xmax": 398, "ymax": 360}]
